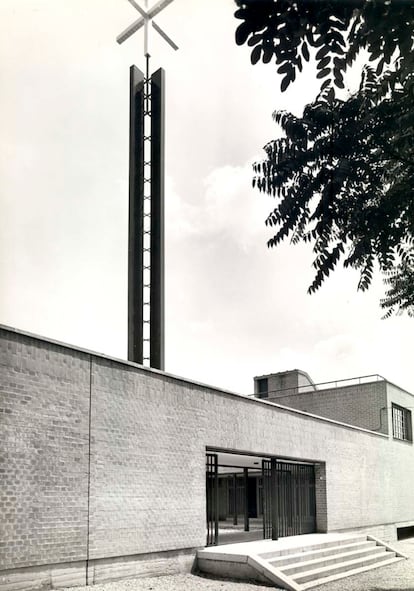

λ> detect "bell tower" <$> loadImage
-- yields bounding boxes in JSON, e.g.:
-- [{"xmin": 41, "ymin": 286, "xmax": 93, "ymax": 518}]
[{"xmin": 117, "ymin": 0, "xmax": 178, "ymax": 369}]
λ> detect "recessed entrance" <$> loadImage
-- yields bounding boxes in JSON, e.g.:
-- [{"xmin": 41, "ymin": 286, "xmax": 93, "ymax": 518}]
[{"xmin": 206, "ymin": 451, "xmax": 316, "ymax": 546}]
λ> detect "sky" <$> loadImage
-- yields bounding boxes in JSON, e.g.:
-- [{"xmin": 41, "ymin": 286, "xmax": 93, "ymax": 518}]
[{"xmin": 1, "ymin": 0, "xmax": 413, "ymax": 395}]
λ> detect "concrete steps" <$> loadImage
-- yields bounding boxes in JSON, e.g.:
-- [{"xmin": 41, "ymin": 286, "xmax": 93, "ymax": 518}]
[
  {"xmin": 256, "ymin": 536, "xmax": 405, "ymax": 589},
  {"xmin": 267, "ymin": 539, "xmax": 381, "ymax": 567},
  {"xmin": 300, "ymin": 556, "xmax": 404, "ymax": 589},
  {"xmin": 197, "ymin": 533, "xmax": 407, "ymax": 590}
]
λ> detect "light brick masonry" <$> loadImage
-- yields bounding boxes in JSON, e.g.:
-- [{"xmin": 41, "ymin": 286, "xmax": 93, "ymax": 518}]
[{"xmin": 0, "ymin": 325, "xmax": 413, "ymax": 590}]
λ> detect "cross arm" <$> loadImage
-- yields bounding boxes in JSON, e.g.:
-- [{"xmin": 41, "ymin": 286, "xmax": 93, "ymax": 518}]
[
  {"xmin": 146, "ymin": 0, "xmax": 176, "ymax": 20},
  {"xmin": 117, "ymin": 16, "xmax": 145, "ymax": 44},
  {"xmin": 152, "ymin": 21, "xmax": 178, "ymax": 50},
  {"xmin": 126, "ymin": 0, "xmax": 147, "ymax": 19},
  {"xmin": 116, "ymin": 0, "xmax": 177, "ymax": 47}
]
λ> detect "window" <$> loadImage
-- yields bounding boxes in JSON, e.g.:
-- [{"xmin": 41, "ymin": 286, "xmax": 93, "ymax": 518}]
[
  {"xmin": 257, "ymin": 378, "xmax": 268, "ymax": 399},
  {"xmin": 392, "ymin": 404, "xmax": 412, "ymax": 442}
]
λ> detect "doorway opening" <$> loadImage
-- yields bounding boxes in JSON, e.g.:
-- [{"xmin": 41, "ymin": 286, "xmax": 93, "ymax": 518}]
[{"xmin": 206, "ymin": 450, "xmax": 316, "ymax": 546}]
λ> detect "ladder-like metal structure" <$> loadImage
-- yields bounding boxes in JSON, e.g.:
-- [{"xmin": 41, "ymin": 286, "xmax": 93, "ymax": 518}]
[
  {"xmin": 128, "ymin": 60, "xmax": 165, "ymax": 370},
  {"xmin": 142, "ymin": 57, "xmax": 152, "ymax": 364}
]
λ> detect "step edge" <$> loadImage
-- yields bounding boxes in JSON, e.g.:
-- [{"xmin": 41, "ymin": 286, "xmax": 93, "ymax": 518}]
[
  {"xmin": 281, "ymin": 546, "xmax": 387, "ymax": 574},
  {"xmin": 258, "ymin": 536, "xmax": 366, "ymax": 559},
  {"xmin": 300, "ymin": 556, "xmax": 405, "ymax": 589},
  {"xmin": 293, "ymin": 551, "xmax": 396, "ymax": 582},
  {"xmin": 268, "ymin": 541, "xmax": 377, "ymax": 565}
]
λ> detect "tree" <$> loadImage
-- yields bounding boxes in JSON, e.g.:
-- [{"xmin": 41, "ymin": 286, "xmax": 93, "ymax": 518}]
[{"xmin": 234, "ymin": 0, "xmax": 414, "ymax": 316}]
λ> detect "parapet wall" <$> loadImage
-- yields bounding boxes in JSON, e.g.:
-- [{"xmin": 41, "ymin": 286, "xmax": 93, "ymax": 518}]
[{"xmin": 268, "ymin": 381, "xmax": 388, "ymax": 433}]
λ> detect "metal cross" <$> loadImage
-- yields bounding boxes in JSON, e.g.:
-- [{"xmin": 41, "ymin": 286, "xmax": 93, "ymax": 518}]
[{"xmin": 117, "ymin": 0, "xmax": 178, "ymax": 57}]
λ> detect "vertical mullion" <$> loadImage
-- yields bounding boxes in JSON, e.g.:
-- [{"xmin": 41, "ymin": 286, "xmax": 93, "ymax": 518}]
[
  {"xmin": 263, "ymin": 465, "xmax": 266, "ymax": 538},
  {"xmin": 233, "ymin": 473, "xmax": 238, "ymax": 526},
  {"xmin": 271, "ymin": 458, "xmax": 278, "ymax": 540},
  {"xmin": 206, "ymin": 455, "xmax": 211, "ymax": 546},
  {"xmin": 262, "ymin": 460, "xmax": 271, "ymax": 539},
  {"xmin": 244, "ymin": 467, "xmax": 249, "ymax": 532},
  {"xmin": 206, "ymin": 453, "xmax": 219, "ymax": 546},
  {"xmin": 214, "ymin": 454, "xmax": 219, "ymax": 545}
]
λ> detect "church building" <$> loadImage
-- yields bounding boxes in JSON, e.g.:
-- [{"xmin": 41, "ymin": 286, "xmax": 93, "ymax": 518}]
[{"xmin": 1, "ymin": 324, "xmax": 413, "ymax": 589}]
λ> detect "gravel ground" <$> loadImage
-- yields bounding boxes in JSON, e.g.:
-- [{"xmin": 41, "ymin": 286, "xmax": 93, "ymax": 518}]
[
  {"xmin": 65, "ymin": 539, "xmax": 414, "ymax": 591},
  {"xmin": 65, "ymin": 573, "xmax": 273, "ymax": 591}
]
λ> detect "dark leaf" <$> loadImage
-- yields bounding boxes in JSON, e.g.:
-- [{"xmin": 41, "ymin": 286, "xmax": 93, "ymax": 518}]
[
  {"xmin": 302, "ymin": 41, "xmax": 310, "ymax": 62},
  {"xmin": 281, "ymin": 74, "xmax": 292, "ymax": 92},
  {"xmin": 317, "ymin": 56, "xmax": 331, "ymax": 70},
  {"xmin": 251, "ymin": 45, "xmax": 262, "ymax": 65},
  {"xmin": 277, "ymin": 62, "xmax": 291, "ymax": 74},
  {"xmin": 316, "ymin": 67, "xmax": 331, "ymax": 79},
  {"xmin": 263, "ymin": 48, "xmax": 273, "ymax": 64},
  {"xmin": 247, "ymin": 33, "xmax": 262, "ymax": 47},
  {"xmin": 235, "ymin": 22, "xmax": 251, "ymax": 46},
  {"xmin": 315, "ymin": 45, "xmax": 330, "ymax": 60}
]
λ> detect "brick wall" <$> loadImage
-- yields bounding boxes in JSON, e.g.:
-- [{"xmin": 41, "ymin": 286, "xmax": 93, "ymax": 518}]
[
  {"xmin": 1, "ymin": 326, "xmax": 414, "ymax": 589},
  {"xmin": 270, "ymin": 381, "xmax": 388, "ymax": 433},
  {"xmin": 0, "ymin": 329, "xmax": 90, "ymax": 571},
  {"xmin": 314, "ymin": 463, "xmax": 327, "ymax": 532},
  {"xmin": 88, "ymin": 361, "xmax": 206, "ymax": 559}
]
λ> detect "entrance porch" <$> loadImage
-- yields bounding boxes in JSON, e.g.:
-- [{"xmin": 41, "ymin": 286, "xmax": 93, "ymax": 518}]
[{"xmin": 197, "ymin": 533, "xmax": 406, "ymax": 590}]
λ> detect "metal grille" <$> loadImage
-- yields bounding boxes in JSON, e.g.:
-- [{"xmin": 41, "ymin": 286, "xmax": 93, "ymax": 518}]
[
  {"xmin": 206, "ymin": 453, "xmax": 218, "ymax": 546},
  {"xmin": 277, "ymin": 461, "xmax": 316, "ymax": 537},
  {"xmin": 262, "ymin": 459, "xmax": 272, "ymax": 539},
  {"xmin": 262, "ymin": 460, "xmax": 316, "ymax": 540}
]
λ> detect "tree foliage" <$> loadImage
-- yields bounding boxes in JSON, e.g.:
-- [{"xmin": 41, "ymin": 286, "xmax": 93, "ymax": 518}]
[
  {"xmin": 234, "ymin": 0, "xmax": 414, "ymax": 316},
  {"xmin": 381, "ymin": 260, "xmax": 414, "ymax": 318},
  {"xmin": 235, "ymin": 0, "xmax": 414, "ymax": 94}
]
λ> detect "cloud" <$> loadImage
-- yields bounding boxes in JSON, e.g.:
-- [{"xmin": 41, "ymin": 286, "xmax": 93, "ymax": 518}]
[{"xmin": 166, "ymin": 161, "xmax": 270, "ymax": 252}]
